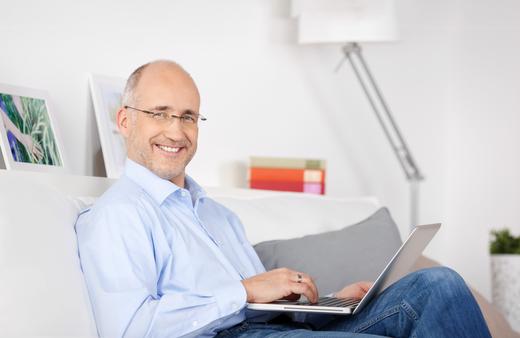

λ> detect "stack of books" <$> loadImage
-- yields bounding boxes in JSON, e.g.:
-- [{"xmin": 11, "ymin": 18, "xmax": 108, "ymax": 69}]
[{"xmin": 249, "ymin": 157, "xmax": 326, "ymax": 195}]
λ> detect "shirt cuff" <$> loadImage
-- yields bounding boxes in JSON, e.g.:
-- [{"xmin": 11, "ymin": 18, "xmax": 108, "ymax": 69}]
[{"xmin": 213, "ymin": 279, "xmax": 247, "ymax": 317}]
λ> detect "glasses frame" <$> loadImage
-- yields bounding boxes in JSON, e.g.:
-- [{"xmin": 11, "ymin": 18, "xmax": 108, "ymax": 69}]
[{"xmin": 124, "ymin": 105, "xmax": 207, "ymax": 125}]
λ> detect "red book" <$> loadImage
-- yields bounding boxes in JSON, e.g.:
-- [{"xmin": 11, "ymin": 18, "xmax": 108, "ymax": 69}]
[{"xmin": 250, "ymin": 180, "xmax": 304, "ymax": 192}]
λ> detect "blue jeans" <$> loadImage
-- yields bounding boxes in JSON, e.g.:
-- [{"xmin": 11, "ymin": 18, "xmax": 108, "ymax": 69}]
[{"xmin": 216, "ymin": 267, "xmax": 491, "ymax": 338}]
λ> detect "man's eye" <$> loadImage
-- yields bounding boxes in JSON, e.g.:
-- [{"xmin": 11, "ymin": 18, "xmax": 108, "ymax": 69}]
[
  {"xmin": 151, "ymin": 112, "xmax": 165, "ymax": 119},
  {"xmin": 182, "ymin": 114, "xmax": 196, "ymax": 123}
]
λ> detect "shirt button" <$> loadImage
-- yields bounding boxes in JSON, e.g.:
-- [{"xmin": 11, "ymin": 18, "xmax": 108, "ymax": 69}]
[
  {"xmin": 181, "ymin": 190, "xmax": 187, "ymax": 197},
  {"xmin": 192, "ymin": 320, "xmax": 198, "ymax": 327}
]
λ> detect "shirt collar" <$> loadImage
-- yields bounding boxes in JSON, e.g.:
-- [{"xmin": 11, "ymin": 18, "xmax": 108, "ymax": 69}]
[
  {"xmin": 184, "ymin": 175, "xmax": 207, "ymax": 203},
  {"xmin": 124, "ymin": 158, "xmax": 206, "ymax": 205}
]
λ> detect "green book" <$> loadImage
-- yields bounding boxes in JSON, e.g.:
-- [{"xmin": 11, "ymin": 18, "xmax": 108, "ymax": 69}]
[{"xmin": 250, "ymin": 156, "xmax": 326, "ymax": 170}]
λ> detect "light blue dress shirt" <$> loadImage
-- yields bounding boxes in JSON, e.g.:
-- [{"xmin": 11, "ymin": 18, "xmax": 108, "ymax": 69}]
[{"xmin": 75, "ymin": 159, "xmax": 271, "ymax": 337}]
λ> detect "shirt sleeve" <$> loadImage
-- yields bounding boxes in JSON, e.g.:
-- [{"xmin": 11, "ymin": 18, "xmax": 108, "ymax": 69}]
[{"xmin": 75, "ymin": 202, "xmax": 247, "ymax": 338}]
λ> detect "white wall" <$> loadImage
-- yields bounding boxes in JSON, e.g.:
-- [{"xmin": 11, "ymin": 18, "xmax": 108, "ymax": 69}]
[
  {"xmin": 1, "ymin": 0, "xmax": 519, "ymax": 300},
  {"xmin": 436, "ymin": 0, "xmax": 520, "ymax": 300}
]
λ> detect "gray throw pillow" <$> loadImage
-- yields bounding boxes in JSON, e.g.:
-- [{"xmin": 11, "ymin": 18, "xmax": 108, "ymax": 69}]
[{"xmin": 253, "ymin": 207, "xmax": 403, "ymax": 295}]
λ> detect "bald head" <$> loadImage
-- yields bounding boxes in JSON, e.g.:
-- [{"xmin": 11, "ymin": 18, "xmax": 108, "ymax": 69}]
[
  {"xmin": 117, "ymin": 59, "xmax": 201, "ymax": 187},
  {"xmin": 121, "ymin": 60, "xmax": 199, "ymax": 107}
]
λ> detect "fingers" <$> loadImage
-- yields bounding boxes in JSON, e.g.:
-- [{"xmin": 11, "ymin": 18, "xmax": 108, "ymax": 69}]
[
  {"xmin": 359, "ymin": 281, "xmax": 373, "ymax": 293},
  {"xmin": 291, "ymin": 280, "xmax": 318, "ymax": 303},
  {"xmin": 290, "ymin": 271, "xmax": 318, "ymax": 303},
  {"xmin": 28, "ymin": 139, "xmax": 43, "ymax": 162},
  {"xmin": 33, "ymin": 144, "xmax": 44, "ymax": 161},
  {"xmin": 281, "ymin": 293, "xmax": 300, "ymax": 301},
  {"xmin": 335, "ymin": 281, "xmax": 373, "ymax": 300},
  {"xmin": 302, "ymin": 273, "xmax": 319, "ymax": 303},
  {"xmin": 244, "ymin": 268, "xmax": 319, "ymax": 304}
]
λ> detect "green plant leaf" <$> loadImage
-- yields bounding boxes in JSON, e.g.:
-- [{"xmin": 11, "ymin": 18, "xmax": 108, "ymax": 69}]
[{"xmin": 490, "ymin": 229, "xmax": 520, "ymax": 254}]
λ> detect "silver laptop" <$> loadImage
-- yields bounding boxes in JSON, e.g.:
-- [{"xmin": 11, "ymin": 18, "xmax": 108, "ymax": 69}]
[{"xmin": 247, "ymin": 223, "xmax": 441, "ymax": 315}]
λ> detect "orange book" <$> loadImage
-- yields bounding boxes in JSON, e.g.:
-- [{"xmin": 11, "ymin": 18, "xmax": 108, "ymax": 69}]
[
  {"xmin": 250, "ymin": 168, "xmax": 324, "ymax": 183},
  {"xmin": 250, "ymin": 168, "xmax": 304, "ymax": 182}
]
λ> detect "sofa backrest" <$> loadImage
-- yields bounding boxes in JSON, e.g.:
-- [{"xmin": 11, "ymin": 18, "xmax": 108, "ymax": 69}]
[
  {"xmin": 0, "ymin": 170, "xmax": 380, "ymax": 337},
  {"xmin": 209, "ymin": 188, "xmax": 380, "ymax": 244},
  {"xmin": 0, "ymin": 171, "xmax": 100, "ymax": 337}
]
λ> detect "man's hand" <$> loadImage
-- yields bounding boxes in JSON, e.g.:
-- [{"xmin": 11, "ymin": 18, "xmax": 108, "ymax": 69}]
[
  {"xmin": 335, "ymin": 281, "xmax": 373, "ymax": 300},
  {"xmin": 241, "ymin": 268, "xmax": 318, "ymax": 304}
]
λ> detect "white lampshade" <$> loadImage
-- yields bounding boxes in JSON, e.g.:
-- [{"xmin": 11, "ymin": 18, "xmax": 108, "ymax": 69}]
[{"xmin": 292, "ymin": 0, "xmax": 398, "ymax": 44}]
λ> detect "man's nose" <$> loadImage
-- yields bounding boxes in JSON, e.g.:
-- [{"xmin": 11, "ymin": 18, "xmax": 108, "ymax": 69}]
[{"xmin": 163, "ymin": 116, "xmax": 186, "ymax": 135}]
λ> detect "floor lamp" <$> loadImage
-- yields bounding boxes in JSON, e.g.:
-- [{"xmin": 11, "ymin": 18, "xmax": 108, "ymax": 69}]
[{"xmin": 293, "ymin": 0, "xmax": 424, "ymax": 230}]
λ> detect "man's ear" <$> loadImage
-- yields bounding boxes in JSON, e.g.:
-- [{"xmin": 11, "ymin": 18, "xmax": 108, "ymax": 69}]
[{"xmin": 117, "ymin": 107, "xmax": 130, "ymax": 138}]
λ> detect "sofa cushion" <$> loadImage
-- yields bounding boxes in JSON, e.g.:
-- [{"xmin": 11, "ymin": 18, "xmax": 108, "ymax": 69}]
[
  {"xmin": 254, "ymin": 207, "xmax": 402, "ymax": 294},
  {"xmin": 0, "ymin": 177, "xmax": 97, "ymax": 337}
]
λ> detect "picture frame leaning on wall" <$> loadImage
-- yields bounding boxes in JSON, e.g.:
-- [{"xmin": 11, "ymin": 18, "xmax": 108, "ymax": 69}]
[
  {"xmin": 0, "ymin": 83, "xmax": 66, "ymax": 173},
  {"xmin": 88, "ymin": 74, "xmax": 126, "ymax": 178}
]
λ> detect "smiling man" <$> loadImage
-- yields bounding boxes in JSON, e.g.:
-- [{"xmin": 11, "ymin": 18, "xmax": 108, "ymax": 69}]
[
  {"xmin": 120, "ymin": 62, "xmax": 201, "ymax": 186},
  {"xmin": 75, "ymin": 60, "xmax": 491, "ymax": 338}
]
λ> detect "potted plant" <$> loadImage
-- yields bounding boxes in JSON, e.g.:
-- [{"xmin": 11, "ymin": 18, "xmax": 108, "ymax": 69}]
[{"xmin": 490, "ymin": 229, "xmax": 520, "ymax": 332}]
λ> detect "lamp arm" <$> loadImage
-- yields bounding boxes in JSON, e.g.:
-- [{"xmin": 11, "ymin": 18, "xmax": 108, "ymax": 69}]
[
  {"xmin": 340, "ymin": 43, "xmax": 424, "ymax": 228},
  {"xmin": 342, "ymin": 43, "xmax": 424, "ymax": 182}
]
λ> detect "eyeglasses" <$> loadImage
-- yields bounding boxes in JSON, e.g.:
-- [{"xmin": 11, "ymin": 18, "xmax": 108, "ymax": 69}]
[{"xmin": 124, "ymin": 105, "xmax": 207, "ymax": 126}]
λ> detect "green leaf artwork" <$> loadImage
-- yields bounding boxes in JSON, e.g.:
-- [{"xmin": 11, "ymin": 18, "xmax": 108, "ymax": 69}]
[{"xmin": 0, "ymin": 93, "xmax": 62, "ymax": 166}]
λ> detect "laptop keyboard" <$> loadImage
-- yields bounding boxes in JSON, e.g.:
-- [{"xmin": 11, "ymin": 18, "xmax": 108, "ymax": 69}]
[{"xmin": 297, "ymin": 297, "xmax": 360, "ymax": 308}]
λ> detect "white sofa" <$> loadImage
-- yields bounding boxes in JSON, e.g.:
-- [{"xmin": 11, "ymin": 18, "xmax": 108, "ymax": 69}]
[{"xmin": 0, "ymin": 169, "xmax": 517, "ymax": 337}]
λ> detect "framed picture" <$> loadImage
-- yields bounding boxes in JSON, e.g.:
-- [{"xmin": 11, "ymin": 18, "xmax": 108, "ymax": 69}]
[
  {"xmin": 89, "ymin": 74, "xmax": 126, "ymax": 178},
  {"xmin": 0, "ymin": 84, "xmax": 65, "ymax": 172}
]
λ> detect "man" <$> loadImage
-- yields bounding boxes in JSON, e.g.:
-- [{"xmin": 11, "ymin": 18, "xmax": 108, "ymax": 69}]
[{"xmin": 76, "ymin": 60, "xmax": 491, "ymax": 337}]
